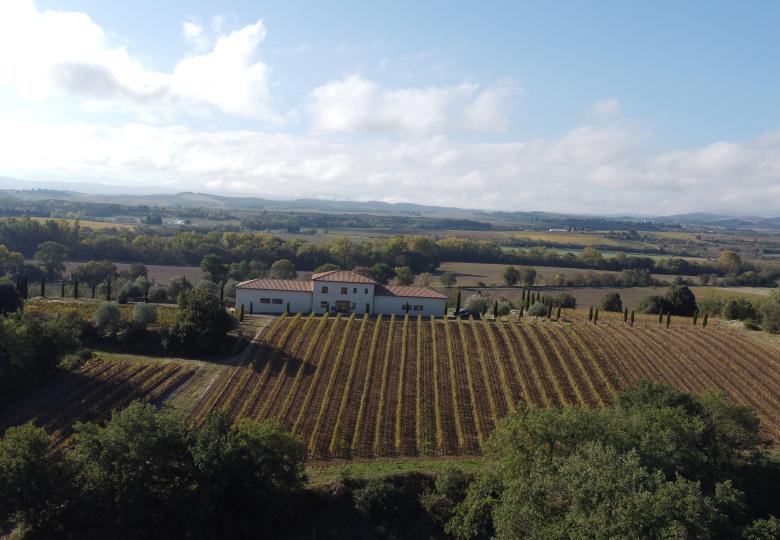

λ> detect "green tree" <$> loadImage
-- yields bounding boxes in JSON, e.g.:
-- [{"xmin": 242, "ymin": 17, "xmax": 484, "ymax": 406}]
[
  {"xmin": 132, "ymin": 303, "xmax": 158, "ymax": 326},
  {"xmin": 717, "ymin": 250, "xmax": 743, "ymax": 274},
  {"xmin": 664, "ymin": 283, "xmax": 697, "ymax": 316},
  {"xmin": 200, "ymin": 253, "xmax": 229, "ymax": 283},
  {"xmin": 527, "ymin": 302, "xmax": 547, "ymax": 317},
  {"xmin": 441, "ymin": 271, "xmax": 457, "ymax": 288},
  {"xmin": 0, "ymin": 282, "xmax": 23, "ymax": 314},
  {"xmin": 93, "ymin": 301, "xmax": 122, "ymax": 329},
  {"xmin": 0, "ymin": 423, "xmax": 69, "ymax": 531},
  {"xmin": 174, "ymin": 287, "xmax": 235, "ymax": 353},
  {"xmin": 33, "ymin": 241, "xmax": 68, "ymax": 279},
  {"xmin": 368, "ymin": 263, "xmax": 395, "ymax": 284},
  {"xmin": 599, "ymin": 292, "xmax": 623, "ymax": 312},
  {"xmin": 394, "ymin": 266, "xmax": 415, "ymax": 286},
  {"xmin": 521, "ymin": 267, "xmax": 537, "ymax": 286},
  {"xmin": 72, "ymin": 260, "xmax": 116, "ymax": 290},
  {"xmin": 759, "ymin": 288, "xmax": 780, "ymax": 333},
  {"xmin": 269, "ymin": 258, "xmax": 297, "ymax": 279},
  {"xmin": 69, "ymin": 402, "xmax": 194, "ymax": 535},
  {"xmin": 501, "ymin": 266, "xmax": 520, "ymax": 287}
]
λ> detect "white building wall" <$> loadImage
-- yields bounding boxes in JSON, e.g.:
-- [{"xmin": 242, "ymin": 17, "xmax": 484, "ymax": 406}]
[
  {"xmin": 373, "ymin": 296, "xmax": 446, "ymax": 317},
  {"xmin": 312, "ymin": 281, "xmax": 375, "ymax": 315},
  {"xmin": 235, "ymin": 289, "xmax": 312, "ymax": 315}
]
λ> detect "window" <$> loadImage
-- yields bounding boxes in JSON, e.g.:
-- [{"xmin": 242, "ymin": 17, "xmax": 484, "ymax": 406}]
[
  {"xmin": 321, "ymin": 286, "xmax": 328, "ymax": 293},
  {"xmin": 340, "ymin": 287, "xmax": 348, "ymax": 294},
  {"xmin": 272, "ymin": 298, "xmax": 283, "ymax": 304},
  {"xmin": 364, "ymin": 288, "xmax": 368, "ymax": 294},
  {"xmin": 320, "ymin": 301, "xmax": 329, "ymax": 309},
  {"xmin": 260, "ymin": 298, "xmax": 270, "ymax": 304},
  {"xmin": 413, "ymin": 305, "xmax": 424, "ymax": 311},
  {"xmin": 353, "ymin": 287, "xmax": 357, "ymax": 293}
]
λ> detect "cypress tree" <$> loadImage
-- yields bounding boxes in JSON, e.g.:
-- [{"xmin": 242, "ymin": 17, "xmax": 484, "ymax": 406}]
[
  {"xmin": 106, "ymin": 277, "xmax": 111, "ymax": 301},
  {"xmin": 22, "ymin": 276, "xmax": 28, "ymax": 299},
  {"xmin": 521, "ymin": 288, "xmax": 526, "ymax": 303},
  {"xmin": 239, "ymin": 304, "xmax": 245, "ymax": 322},
  {"xmin": 15, "ymin": 274, "xmax": 21, "ymax": 293},
  {"xmin": 455, "ymin": 290, "xmax": 461, "ymax": 313},
  {"xmin": 493, "ymin": 300, "xmax": 499, "ymax": 318},
  {"xmin": 666, "ymin": 312, "xmax": 671, "ymax": 328},
  {"xmin": 693, "ymin": 311, "xmax": 698, "ymax": 325},
  {"xmin": 630, "ymin": 311, "xmax": 635, "ymax": 327},
  {"xmin": 623, "ymin": 307, "xmax": 628, "ymax": 322},
  {"xmin": 220, "ymin": 281, "xmax": 225, "ymax": 306},
  {"xmin": 366, "ymin": 303, "xmax": 370, "ymax": 314},
  {"xmin": 61, "ymin": 280, "xmax": 65, "ymax": 298},
  {"xmin": 556, "ymin": 305, "xmax": 561, "ymax": 320},
  {"xmin": 594, "ymin": 308, "xmax": 599, "ymax": 324},
  {"xmin": 588, "ymin": 306, "xmax": 593, "ymax": 321},
  {"xmin": 40, "ymin": 278, "xmax": 46, "ymax": 298},
  {"xmin": 286, "ymin": 302, "xmax": 290, "ymax": 315},
  {"xmin": 518, "ymin": 308, "xmax": 523, "ymax": 320},
  {"xmin": 703, "ymin": 313, "xmax": 708, "ymax": 328},
  {"xmin": 249, "ymin": 301, "xmax": 254, "ymax": 315},
  {"xmin": 658, "ymin": 311, "xmax": 663, "ymax": 324},
  {"xmin": 91, "ymin": 282, "xmax": 97, "ymax": 299}
]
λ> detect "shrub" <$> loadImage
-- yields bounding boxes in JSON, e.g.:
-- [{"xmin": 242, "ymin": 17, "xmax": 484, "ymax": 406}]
[
  {"xmin": 528, "ymin": 302, "xmax": 548, "ymax": 317},
  {"xmin": 93, "ymin": 302, "xmax": 122, "ymax": 328},
  {"xmin": 148, "ymin": 286, "xmax": 168, "ymax": 303},
  {"xmin": 551, "ymin": 292, "xmax": 576, "ymax": 308},
  {"xmin": 117, "ymin": 281, "xmax": 144, "ymax": 304},
  {"xmin": 637, "ymin": 294, "xmax": 668, "ymax": 314},
  {"xmin": 697, "ymin": 296, "xmax": 723, "ymax": 316},
  {"xmin": 463, "ymin": 294, "xmax": 490, "ymax": 315},
  {"xmin": 599, "ymin": 292, "xmax": 623, "ymax": 312},
  {"xmin": 495, "ymin": 298, "xmax": 512, "ymax": 316},
  {"xmin": 722, "ymin": 298, "xmax": 758, "ymax": 321},
  {"xmin": 132, "ymin": 303, "xmax": 158, "ymax": 326}
]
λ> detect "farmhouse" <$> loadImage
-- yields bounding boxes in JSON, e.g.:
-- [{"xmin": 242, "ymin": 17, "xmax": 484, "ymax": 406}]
[{"xmin": 235, "ymin": 269, "xmax": 447, "ymax": 317}]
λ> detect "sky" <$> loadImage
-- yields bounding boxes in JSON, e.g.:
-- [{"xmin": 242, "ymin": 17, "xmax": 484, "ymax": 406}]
[{"xmin": 0, "ymin": 0, "xmax": 779, "ymax": 216}]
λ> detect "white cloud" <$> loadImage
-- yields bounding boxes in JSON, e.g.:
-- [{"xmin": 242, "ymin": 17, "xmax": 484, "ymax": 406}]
[
  {"xmin": 0, "ymin": 0, "xmax": 277, "ymax": 120},
  {"xmin": 587, "ymin": 98, "xmax": 622, "ymax": 122},
  {"xmin": 308, "ymin": 75, "xmax": 515, "ymax": 135},
  {"xmin": 1, "ymin": 116, "xmax": 779, "ymax": 216},
  {"xmin": 181, "ymin": 19, "xmax": 209, "ymax": 51}
]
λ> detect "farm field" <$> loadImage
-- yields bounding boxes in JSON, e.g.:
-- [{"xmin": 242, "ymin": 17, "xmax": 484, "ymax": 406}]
[
  {"xmin": 0, "ymin": 355, "xmax": 205, "ymax": 449},
  {"xmin": 450, "ymin": 285, "xmax": 775, "ymax": 312},
  {"xmin": 436, "ymin": 261, "xmax": 685, "ymax": 287},
  {"xmin": 23, "ymin": 298, "xmax": 179, "ymax": 326},
  {"xmin": 190, "ymin": 311, "xmax": 780, "ymax": 459}
]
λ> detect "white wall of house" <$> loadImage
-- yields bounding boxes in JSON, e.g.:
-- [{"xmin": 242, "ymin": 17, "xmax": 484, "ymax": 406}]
[
  {"xmin": 373, "ymin": 296, "xmax": 446, "ymax": 317},
  {"xmin": 312, "ymin": 281, "xmax": 375, "ymax": 315},
  {"xmin": 235, "ymin": 289, "xmax": 312, "ymax": 314}
]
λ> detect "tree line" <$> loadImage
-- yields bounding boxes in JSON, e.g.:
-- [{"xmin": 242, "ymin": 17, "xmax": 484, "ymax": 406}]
[{"xmin": 2, "ymin": 218, "xmax": 778, "ymax": 285}]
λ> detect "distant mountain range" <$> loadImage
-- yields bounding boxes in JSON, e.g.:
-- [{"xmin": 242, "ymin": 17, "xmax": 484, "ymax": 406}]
[{"xmin": 1, "ymin": 175, "xmax": 779, "ymax": 230}]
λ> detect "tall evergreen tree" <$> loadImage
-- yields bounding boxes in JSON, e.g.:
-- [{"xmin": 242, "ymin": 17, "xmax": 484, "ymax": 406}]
[{"xmin": 40, "ymin": 278, "xmax": 45, "ymax": 298}]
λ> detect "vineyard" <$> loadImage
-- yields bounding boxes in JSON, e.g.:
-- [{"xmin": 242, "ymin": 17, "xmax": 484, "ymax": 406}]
[
  {"xmin": 0, "ymin": 356, "xmax": 203, "ymax": 449},
  {"xmin": 190, "ymin": 312, "xmax": 780, "ymax": 459}
]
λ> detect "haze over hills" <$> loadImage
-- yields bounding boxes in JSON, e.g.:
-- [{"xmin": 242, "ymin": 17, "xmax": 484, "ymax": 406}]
[{"xmin": 1, "ymin": 175, "xmax": 779, "ymax": 230}]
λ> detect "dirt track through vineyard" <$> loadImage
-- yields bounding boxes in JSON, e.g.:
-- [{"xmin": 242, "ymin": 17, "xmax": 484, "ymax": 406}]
[{"xmin": 189, "ymin": 312, "xmax": 780, "ymax": 458}]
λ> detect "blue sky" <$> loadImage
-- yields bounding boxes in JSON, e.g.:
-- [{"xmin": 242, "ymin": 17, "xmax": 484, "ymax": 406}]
[{"xmin": 1, "ymin": 0, "xmax": 779, "ymax": 215}]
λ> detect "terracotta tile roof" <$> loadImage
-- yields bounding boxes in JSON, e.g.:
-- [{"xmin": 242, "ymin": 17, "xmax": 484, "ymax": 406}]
[
  {"xmin": 375, "ymin": 285, "xmax": 448, "ymax": 299},
  {"xmin": 311, "ymin": 269, "xmax": 376, "ymax": 284},
  {"xmin": 235, "ymin": 278, "xmax": 313, "ymax": 292}
]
